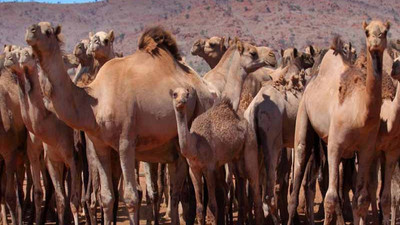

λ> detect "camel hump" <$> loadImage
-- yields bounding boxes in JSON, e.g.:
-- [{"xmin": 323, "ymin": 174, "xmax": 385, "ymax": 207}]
[
  {"xmin": 330, "ymin": 36, "xmax": 345, "ymax": 57},
  {"xmin": 138, "ymin": 26, "xmax": 181, "ymax": 60}
]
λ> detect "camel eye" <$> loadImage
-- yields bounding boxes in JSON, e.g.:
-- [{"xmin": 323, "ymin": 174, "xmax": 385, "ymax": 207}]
[
  {"xmin": 173, "ymin": 92, "xmax": 177, "ymax": 98},
  {"xmin": 365, "ymin": 30, "xmax": 369, "ymax": 37},
  {"xmin": 250, "ymin": 51, "xmax": 257, "ymax": 58},
  {"xmin": 209, "ymin": 43, "xmax": 216, "ymax": 47},
  {"xmin": 104, "ymin": 39, "xmax": 109, "ymax": 45}
]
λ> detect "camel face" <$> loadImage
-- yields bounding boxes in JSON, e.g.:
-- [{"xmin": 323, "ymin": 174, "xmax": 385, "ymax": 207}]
[
  {"xmin": 4, "ymin": 49, "xmax": 22, "ymax": 74},
  {"xmin": 204, "ymin": 36, "xmax": 225, "ymax": 57},
  {"xmin": 257, "ymin": 46, "xmax": 277, "ymax": 68},
  {"xmin": 239, "ymin": 42, "xmax": 272, "ymax": 73},
  {"xmin": 25, "ymin": 22, "xmax": 62, "ymax": 53},
  {"xmin": 171, "ymin": 87, "xmax": 190, "ymax": 112},
  {"xmin": 19, "ymin": 47, "xmax": 36, "ymax": 71},
  {"xmin": 281, "ymin": 48, "xmax": 298, "ymax": 67},
  {"xmin": 392, "ymin": 57, "xmax": 400, "ymax": 81},
  {"xmin": 190, "ymin": 39, "xmax": 205, "ymax": 56},
  {"xmin": 73, "ymin": 39, "xmax": 90, "ymax": 59},
  {"xmin": 87, "ymin": 30, "xmax": 114, "ymax": 57},
  {"xmin": 363, "ymin": 20, "xmax": 390, "ymax": 53}
]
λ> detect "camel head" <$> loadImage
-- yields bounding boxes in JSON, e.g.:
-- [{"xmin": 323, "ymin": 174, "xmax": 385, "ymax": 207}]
[
  {"xmin": 3, "ymin": 45, "xmax": 21, "ymax": 53},
  {"xmin": 281, "ymin": 48, "xmax": 299, "ymax": 67},
  {"xmin": 19, "ymin": 47, "xmax": 36, "ymax": 72},
  {"xmin": 170, "ymin": 87, "xmax": 190, "ymax": 112},
  {"xmin": 391, "ymin": 56, "xmax": 400, "ymax": 81},
  {"xmin": 87, "ymin": 30, "xmax": 114, "ymax": 59},
  {"xmin": 25, "ymin": 22, "xmax": 62, "ymax": 55},
  {"xmin": 4, "ymin": 48, "xmax": 22, "ymax": 74},
  {"xmin": 256, "ymin": 46, "xmax": 277, "ymax": 68},
  {"xmin": 234, "ymin": 39, "xmax": 276, "ymax": 73},
  {"xmin": 190, "ymin": 39, "xmax": 205, "ymax": 56},
  {"xmin": 203, "ymin": 36, "xmax": 226, "ymax": 58},
  {"xmin": 363, "ymin": 20, "xmax": 390, "ymax": 53},
  {"xmin": 73, "ymin": 39, "xmax": 90, "ymax": 61}
]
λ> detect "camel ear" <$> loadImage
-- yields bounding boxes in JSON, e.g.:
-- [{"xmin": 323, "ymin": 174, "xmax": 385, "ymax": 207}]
[
  {"xmin": 280, "ymin": 49, "xmax": 284, "ymax": 57},
  {"xmin": 169, "ymin": 89, "xmax": 174, "ymax": 98},
  {"xmin": 309, "ymin": 45, "xmax": 315, "ymax": 57},
  {"xmin": 220, "ymin": 37, "xmax": 225, "ymax": 51},
  {"xmin": 108, "ymin": 30, "xmax": 114, "ymax": 43},
  {"xmin": 362, "ymin": 21, "xmax": 368, "ymax": 30},
  {"xmin": 89, "ymin": 32, "xmax": 94, "ymax": 39},
  {"xmin": 54, "ymin": 25, "xmax": 62, "ymax": 36},
  {"xmin": 236, "ymin": 39, "xmax": 244, "ymax": 54},
  {"xmin": 293, "ymin": 48, "xmax": 298, "ymax": 58},
  {"xmin": 3, "ymin": 45, "xmax": 10, "ymax": 53},
  {"xmin": 385, "ymin": 20, "xmax": 391, "ymax": 31}
]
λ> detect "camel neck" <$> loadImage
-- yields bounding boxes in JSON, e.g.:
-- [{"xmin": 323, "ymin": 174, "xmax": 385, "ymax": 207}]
[
  {"xmin": 219, "ymin": 49, "xmax": 246, "ymax": 111},
  {"xmin": 96, "ymin": 51, "xmax": 115, "ymax": 67},
  {"xmin": 33, "ymin": 45, "xmax": 96, "ymax": 131},
  {"xmin": 174, "ymin": 109, "xmax": 193, "ymax": 158},
  {"xmin": 365, "ymin": 50, "xmax": 383, "ymax": 107},
  {"xmin": 205, "ymin": 51, "xmax": 225, "ymax": 69}
]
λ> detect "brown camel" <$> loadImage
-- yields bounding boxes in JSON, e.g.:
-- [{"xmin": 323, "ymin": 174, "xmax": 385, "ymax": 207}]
[
  {"xmin": 171, "ymin": 39, "xmax": 271, "ymax": 225},
  {"xmin": 25, "ymin": 22, "xmax": 217, "ymax": 225},
  {"xmin": 4, "ymin": 47, "xmax": 82, "ymax": 225},
  {"xmin": 0, "ymin": 50, "xmax": 27, "ymax": 225},
  {"xmin": 73, "ymin": 30, "xmax": 116, "ymax": 84},
  {"xmin": 391, "ymin": 160, "xmax": 400, "ymax": 225},
  {"xmin": 288, "ymin": 20, "xmax": 390, "ymax": 225}
]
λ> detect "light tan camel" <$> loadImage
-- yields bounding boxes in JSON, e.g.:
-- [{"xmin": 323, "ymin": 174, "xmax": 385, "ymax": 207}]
[
  {"xmin": 0, "ymin": 51, "xmax": 27, "ymax": 225},
  {"xmin": 244, "ymin": 52, "xmax": 317, "ymax": 224},
  {"xmin": 72, "ymin": 39, "xmax": 96, "ymax": 85},
  {"xmin": 73, "ymin": 30, "xmax": 116, "ymax": 84},
  {"xmin": 25, "ymin": 22, "xmax": 216, "ymax": 225},
  {"xmin": 288, "ymin": 20, "xmax": 390, "ymax": 225},
  {"xmin": 172, "ymin": 39, "xmax": 272, "ymax": 225},
  {"xmin": 191, "ymin": 37, "xmax": 226, "ymax": 69},
  {"xmin": 4, "ymin": 47, "xmax": 82, "ymax": 225},
  {"xmin": 375, "ymin": 55, "xmax": 400, "ymax": 225}
]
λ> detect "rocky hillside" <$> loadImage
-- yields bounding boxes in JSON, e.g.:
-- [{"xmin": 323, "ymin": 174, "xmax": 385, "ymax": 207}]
[{"xmin": 0, "ymin": 0, "xmax": 399, "ymax": 74}]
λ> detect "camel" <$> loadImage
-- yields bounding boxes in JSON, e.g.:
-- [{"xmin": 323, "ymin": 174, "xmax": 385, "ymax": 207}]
[
  {"xmin": 73, "ymin": 30, "xmax": 116, "ymax": 84},
  {"xmin": 244, "ymin": 51, "xmax": 317, "ymax": 224},
  {"xmin": 288, "ymin": 20, "xmax": 390, "ymax": 225},
  {"xmin": 373, "ymin": 55, "xmax": 400, "ymax": 224},
  {"xmin": 0, "ymin": 50, "xmax": 27, "ymax": 225},
  {"xmin": 172, "ymin": 38, "xmax": 273, "ymax": 225},
  {"xmin": 4, "ymin": 47, "xmax": 82, "ymax": 225},
  {"xmin": 191, "ymin": 36, "xmax": 226, "ymax": 69},
  {"xmin": 25, "ymin": 22, "xmax": 219, "ymax": 225},
  {"xmin": 391, "ymin": 161, "xmax": 400, "ymax": 225}
]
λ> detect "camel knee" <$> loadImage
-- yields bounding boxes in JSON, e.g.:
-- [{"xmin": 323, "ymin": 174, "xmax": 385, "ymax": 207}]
[
  {"xmin": 324, "ymin": 190, "xmax": 339, "ymax": 215},
  {"xmin": 355, "ymin": 189, "xmax": 370, "ymax": 213},
  {"xmin": 100, "ymin": 193, "xmax": 114, "ymax": 211}
]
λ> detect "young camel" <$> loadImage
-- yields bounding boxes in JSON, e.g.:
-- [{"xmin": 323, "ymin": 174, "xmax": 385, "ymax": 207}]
[
  {"xmin": 4, "ymin": 47, "xmax": 82, "ymax": 225},
  {"xmin": 288, "ymin": 20, "xmax": 390, "ymax": 225},
  {"xmin": 172, "ymin": 39, "xmax": 272, "ymax": 225},
  {"xmin": 26, "ymin": 22, "xmax": 217, "ymax": 225}
]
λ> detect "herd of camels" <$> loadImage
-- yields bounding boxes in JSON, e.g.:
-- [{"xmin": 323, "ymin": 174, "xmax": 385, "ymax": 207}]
[{"xmin": 0, "ymin": 18, "xmax": 398, "ymax": 225}]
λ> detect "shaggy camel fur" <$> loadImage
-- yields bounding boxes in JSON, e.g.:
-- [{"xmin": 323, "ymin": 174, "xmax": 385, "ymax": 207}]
[
  {"xmin": 288, "ymin": 20, "xmax": 390, "ymax": 225},
  {"xmin": 173, "ymin": 40, "xmax": 274, "ymax": 225},
  {"xmin": 0, "ymin": 51, "xmax": 27, "ymax": 225},
  {"xmin": 4, "ymin": 47, "xmax": 82, "ymax": 225},
  {"xmin": 26, "ymin": 22, "xmax": 216, "ymax": 225}
]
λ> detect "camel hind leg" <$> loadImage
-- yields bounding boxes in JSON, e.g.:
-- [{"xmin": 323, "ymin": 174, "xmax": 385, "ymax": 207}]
[
  {"xmin": 143, "ymin": 162, "xmax": 160, "ymax": 225},
  {"xmin": 288, "ymin": 99, "xmax": 315, "ymax": 225}
]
